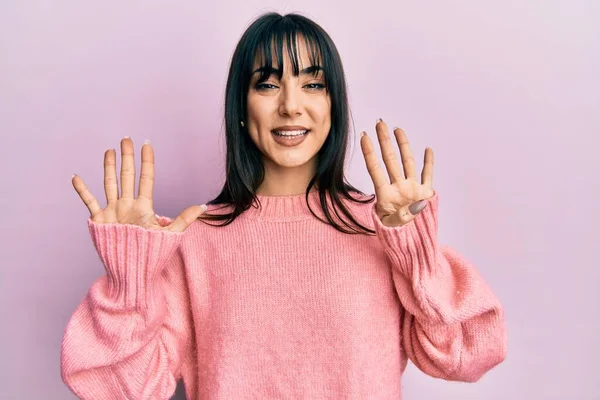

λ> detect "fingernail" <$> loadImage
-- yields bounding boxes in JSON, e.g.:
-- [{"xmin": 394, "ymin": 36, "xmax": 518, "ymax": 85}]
[
  {"xmin": 144, "ymin": 139, "xmax": 151, "ymax": 145},
  {"xmin": 200, "ymin": 204, "xmax": 207, "ymax": 212},
  {"xmin": 376, "ymin": 118, "xmax": 383, "ymax": 124},
  {"xmin": 123, "ymin": 136, "xmax": 130, "ymax": 139},
  {"xmin": 72, "ymin": 173, "xmax": 77, "ymax": 178},
  {"xmin": 361, "ymin": 131, "xmax": 367, "ymax": 137},
  {"xmin": 409, "ymin": 200, "xmax": 427, "ymax": 215}
]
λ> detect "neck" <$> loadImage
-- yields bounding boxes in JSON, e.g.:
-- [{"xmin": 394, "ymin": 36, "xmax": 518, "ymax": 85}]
[{"xmin": 256, "ymin": 157, "xmax": 318, "ymax": 196}]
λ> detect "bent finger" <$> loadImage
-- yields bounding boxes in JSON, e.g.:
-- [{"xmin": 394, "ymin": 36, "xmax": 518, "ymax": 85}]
[
  {"xmin": 421, "ymin": 147, "xmax": 434, "ymax": 188},
  {"xmin": 104, "ymin": 149, "xmax": 118, "ymax": 204},
  {"xmin": 168, "ymin": 205, "xmax": 207, "ymax": 233},
  {"xmin": 120, "ymin": 137, "xmax": 135, "ymax": 199},
  {"xmin": 138, "ymin": 140, "xmax": 155, "ymax": 200},
  {"xmin": 72, "ymin": 174, "xmax": 102, "ymax": 217},
  {"xmin": 360, "ymin": 132, "xmax": 388, "ymax": 192}
]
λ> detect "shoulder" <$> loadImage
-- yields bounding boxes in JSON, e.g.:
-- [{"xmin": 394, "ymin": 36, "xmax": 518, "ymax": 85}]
[
  {"xmin": 185, "ymin": 203, "xmax": 240, "ymax": 235},
  {"xmin": 341, "ymin": 191, "xmax": 376, "ymax": 210}
]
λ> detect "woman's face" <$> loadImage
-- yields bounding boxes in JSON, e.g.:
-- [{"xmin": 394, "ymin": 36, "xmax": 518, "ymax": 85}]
[{"xmin": 246, "ymin": 38, "xmax": 331, "ymax": 171}]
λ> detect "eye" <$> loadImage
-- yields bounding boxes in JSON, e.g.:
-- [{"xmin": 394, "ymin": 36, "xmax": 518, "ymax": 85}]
[
  {"xmin": 253, "ymin": 82, "xmax": 326, "ymax": 91},
  {"xmin": 255, "ymin": 83, "xmax": 277, "ymax": 91},
  {"xmin": 304, "ymin": 83, "xmax": 326, "ymax": 91}
]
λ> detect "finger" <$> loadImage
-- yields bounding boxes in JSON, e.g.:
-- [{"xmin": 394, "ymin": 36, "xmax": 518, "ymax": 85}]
[
  {"xmin": 375, "ymin": 119, "xmax": 404, "ymax": 184},
  {"xmin": 168, "ymin": 205, "xmax": 207, "ymax": 233},
  {"xmin": 72, "ymin": 174, "xmax": 102, "ymax": 217},
  {"xmin": 408, "ymin": 199, "xmax": 428, "ymax": 215},
  {"xmin": 120, "ymin": 137, "xmax": 135, "ymax": 199},
  {"xmin": 421, "ymin": 147, "xmax": 434, "ymax": 188},
  {"xmin": 393, "ymin": 128, "xmax": 418, "ymax": 181},
  {"xmin": 395, "ymin": 205, "xmax": 416, "ymax": 225},
  {"xmin": 104, "ymin": 149, "xmax": 118, "ymax": 204},
  {"xmin": 138, "ymin": 140, "xmax": 154, "ymax": 200},
  {"xmin": 360, "ymin": 132, "xmax": 388, "ymax": 192}
]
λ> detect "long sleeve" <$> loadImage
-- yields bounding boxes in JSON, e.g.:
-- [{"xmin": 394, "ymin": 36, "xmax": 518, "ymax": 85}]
[
  {"xmin": 370, "ymin": 192, "xmax": 507, "ymax": 382},
  {"xmin": 60, "ymin": 216, "xmax": 194, "ymax": 399}
]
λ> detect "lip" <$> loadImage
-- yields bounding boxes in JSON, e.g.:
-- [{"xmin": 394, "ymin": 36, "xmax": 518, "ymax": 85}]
[
  {"xmin": 271, "ymin": 128, "xmax": 309, "ymax": 147},
  {"xmin": 272, "ymin": 125, "xmax": 309, "ymax": 132}
]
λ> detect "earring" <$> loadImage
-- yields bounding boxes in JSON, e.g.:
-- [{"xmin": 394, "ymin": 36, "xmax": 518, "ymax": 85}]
[{"xmin": 240, "ymin": 120, "xmax": 245, "ymax": 127}]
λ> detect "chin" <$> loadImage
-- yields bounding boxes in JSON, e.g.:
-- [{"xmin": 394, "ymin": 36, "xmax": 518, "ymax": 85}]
[
  {"xmin": 271, "ymin": 156, "xmax": 313, "ymax": 168},
  {"xmin": 264, "ymin": 148, "xmax": 316, "ymax": 167}
]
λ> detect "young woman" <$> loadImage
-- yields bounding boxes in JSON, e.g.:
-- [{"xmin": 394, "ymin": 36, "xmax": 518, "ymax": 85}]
[{"xmin": 62, "ymin": 12, "xmax": 507, "ymax": 399}]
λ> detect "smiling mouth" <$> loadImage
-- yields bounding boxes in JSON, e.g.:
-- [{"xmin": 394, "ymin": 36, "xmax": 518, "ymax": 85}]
[
  {"xmin": 270, "ymin": 129, "xmax": 310, "ymax": 147},
  {"xmin": 272, "ymin": 129, "xmax": 310, "ymax": 136}
]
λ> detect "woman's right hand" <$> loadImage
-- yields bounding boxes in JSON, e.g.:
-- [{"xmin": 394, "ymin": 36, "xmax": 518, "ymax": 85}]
[{"xmin": 72, "ymin": 137, "xmax": 206, "ymax": 233}]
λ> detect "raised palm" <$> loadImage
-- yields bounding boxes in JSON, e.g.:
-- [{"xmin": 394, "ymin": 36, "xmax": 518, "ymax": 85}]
[
  {"xmin": 72, "ymin": 137, "xmax": 206, "ymax": 233},
  {"xmin": 360, "ymin": 119, "xmax": 435, "ymax": 228}
]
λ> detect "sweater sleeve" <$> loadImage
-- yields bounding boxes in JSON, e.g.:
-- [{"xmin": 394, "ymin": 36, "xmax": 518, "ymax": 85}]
[
  {"xmin": 60, "ymin": 216, "xmax": 194, "ymax": 399},
  {"xmin": 370, "ymin": 192, "xmax": 507, "ymax": 382}
]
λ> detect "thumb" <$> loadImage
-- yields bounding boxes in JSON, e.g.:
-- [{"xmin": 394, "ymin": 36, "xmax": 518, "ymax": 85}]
[
  {"xmin": 168, "ymin": 204, "xmax": 208, "ymax": 233},
  {"xmin": 408, "ymin": 199, "xmax": 427, "ymax": 216}
]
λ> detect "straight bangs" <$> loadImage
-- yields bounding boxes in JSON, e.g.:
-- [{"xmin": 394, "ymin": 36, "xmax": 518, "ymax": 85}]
[{"xmin": 252, "ymin": 25, "xmax": 327, "ymax": 85}]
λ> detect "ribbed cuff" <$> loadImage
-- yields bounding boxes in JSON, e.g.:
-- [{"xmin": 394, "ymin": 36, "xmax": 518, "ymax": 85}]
[
  {"xmin": 370, "ymin": 191, "xmax": 440, "ymax": 279},
  {"xmin": 87, "ymin": 218, "xmax": 184, "ymax": 311}
]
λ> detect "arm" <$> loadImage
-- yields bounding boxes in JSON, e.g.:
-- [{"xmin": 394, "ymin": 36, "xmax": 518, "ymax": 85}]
[
  {"xmin": 371, "ymin": 192, "xmax": 507, "ymax": 382},
  {"xmin": 60, "ymin": 216, "xmax": 194, "ymax": 399}
]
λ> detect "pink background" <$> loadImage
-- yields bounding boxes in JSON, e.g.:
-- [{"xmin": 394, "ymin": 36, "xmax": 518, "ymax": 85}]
[{"xmin": 1, "ymin": 1, "xmax": 598, "ymax": 399}]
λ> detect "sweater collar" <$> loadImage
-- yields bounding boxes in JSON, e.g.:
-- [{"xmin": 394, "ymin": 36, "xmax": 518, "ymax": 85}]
[{"xmin": 241, "ymin": 189, "xmax": 327, "ymax": 222}]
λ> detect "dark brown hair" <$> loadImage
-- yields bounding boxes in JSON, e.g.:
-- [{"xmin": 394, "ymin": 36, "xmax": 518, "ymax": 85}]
[{"xmin": 199, "ymin": 11, "xmax": 376, "ymax": 235}]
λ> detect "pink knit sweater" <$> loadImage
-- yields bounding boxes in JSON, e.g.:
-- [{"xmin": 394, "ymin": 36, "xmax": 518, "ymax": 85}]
[{"xmin": 60, "ymin": 190, "xmax": 507, "ymax": 399}]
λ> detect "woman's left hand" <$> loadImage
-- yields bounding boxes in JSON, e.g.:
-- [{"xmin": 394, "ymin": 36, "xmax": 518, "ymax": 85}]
[{"xmin": 360, "ymin": 119, "xmax": 435, "ymax": 228}]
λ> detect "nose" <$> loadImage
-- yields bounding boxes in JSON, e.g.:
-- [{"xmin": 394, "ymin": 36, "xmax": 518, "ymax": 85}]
[{"xmin": 278, "ymin": 84, "xmax": 302, "ymax": 117}]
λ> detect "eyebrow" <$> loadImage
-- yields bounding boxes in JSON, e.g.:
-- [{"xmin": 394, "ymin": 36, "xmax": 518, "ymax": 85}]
[{"xmin": 252, "ymin": 65, "xmax": 323, "ymax": 76}]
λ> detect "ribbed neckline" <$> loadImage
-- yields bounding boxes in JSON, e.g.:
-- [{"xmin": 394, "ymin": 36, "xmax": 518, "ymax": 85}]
[{"xmin": 241, "ymin": 189, "xmax": 327, "ymax": 222}]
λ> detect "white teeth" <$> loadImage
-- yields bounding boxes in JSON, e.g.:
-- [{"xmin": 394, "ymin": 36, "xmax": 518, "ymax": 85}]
[{"xmin": 273, "ymin": 130, "xmax": 308, "ymax": 136}]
